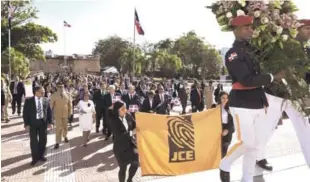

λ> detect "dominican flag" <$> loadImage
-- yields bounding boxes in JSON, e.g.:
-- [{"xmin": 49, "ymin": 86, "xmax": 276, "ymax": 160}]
[
  {"xmin": 134, "ymin": 9, "xmax": 144, "ymax": 35},
  {"xmin": 64, "ymin": 21, "xmax": 71, "ymax": 27}
]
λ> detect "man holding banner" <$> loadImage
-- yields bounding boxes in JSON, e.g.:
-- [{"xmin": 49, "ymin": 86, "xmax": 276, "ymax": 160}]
[{"xmin": 219, "ymin": 15, "xmax": 285, "ymax": 182}]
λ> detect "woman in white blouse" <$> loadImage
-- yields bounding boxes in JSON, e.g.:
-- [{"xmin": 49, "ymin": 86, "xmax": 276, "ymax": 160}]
[{"xmin": 77, "ymin": 92, "xmax": 96, "ymax": 147}]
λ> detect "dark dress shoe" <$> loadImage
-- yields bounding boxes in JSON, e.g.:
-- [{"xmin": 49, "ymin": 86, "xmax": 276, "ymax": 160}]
[
  {"xmin": 220, "ymin": 169, "xmax": 230, "ymax": 182},
  {"xmin": 64, "ymin": 137, "xmax": 69, "ymax": 143},
  {"xmin": 256, "ymin": 159, "xmax": 273, "ymax": 171},
  {"xmin": 127, "ymin": 179, "xmax": 132, "ymax": 182},
  {"xmin": 40, "ymin": 157, "xmax": 47, "ymax": 162},
  {"xmin": 54, "ymin": 143, "xmax": 59, "ymax": 149},
  {"xmin": 30, "ymin": 160, "xmax": 37, "ymax": 166},
  {"xmin": 105, "ymin": 133, "xmax": 112, "ymax": 141}
]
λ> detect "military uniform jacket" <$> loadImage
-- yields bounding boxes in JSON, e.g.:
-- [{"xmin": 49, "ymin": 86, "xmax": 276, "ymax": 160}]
[
  {"xmin": 50, "ymin": 91, "xmax": 72, "ymax": 119},
  {"xmin": 225, "ymin": 40, "xmax": 272, "ymax": 109}
]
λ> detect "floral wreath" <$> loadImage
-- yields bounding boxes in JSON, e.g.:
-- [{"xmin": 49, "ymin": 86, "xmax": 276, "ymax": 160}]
[
  {"xmin": 208, "ymin": 0, "xmax": 310, "ymax": 113},
  {"xmin": 208, "ymin": 0, "xmax": 300, "ymax": 49}
]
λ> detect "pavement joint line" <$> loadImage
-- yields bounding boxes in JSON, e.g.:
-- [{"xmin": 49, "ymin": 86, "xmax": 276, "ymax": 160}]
[{"xmin": 44, "ymin": 128, "xmax": 76, "ymax": 182}]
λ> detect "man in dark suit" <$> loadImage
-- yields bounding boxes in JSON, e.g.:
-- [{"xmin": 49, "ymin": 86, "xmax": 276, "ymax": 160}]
[
  {"xmin": 141, "ymin": 91, "xmax": 155, "ymax": 113},
  {"xmin": 122, "ymin": 85, "xmax": 140, "ymax": 118},
  {"xmin": 177, "ymin": 81, "xmax": 188, "ymax": 114},
  {"xmin": 103, "ymin": 85, "xmax": 121, "ymax": 140},
  {"xmin": 23, "ymin": 86, "xmax": 52, "ymax": 166},
  {"xmin": 92, "ymin": 82, "xmax": 107, "ymax": 134},
  {"xmin": 153, "ymin": 85, "xmax": 171, "ymax": 115},
  {"xmin": 116, "ymin": 82, "xmax": 127, "ymax": 97},
  {"xmin": 190, "ymin": 83, "xmax": 204, "ymax": 112},
  {"xmin": 10, "ymin": 76, "xmax": 25, "ymax": 115}
]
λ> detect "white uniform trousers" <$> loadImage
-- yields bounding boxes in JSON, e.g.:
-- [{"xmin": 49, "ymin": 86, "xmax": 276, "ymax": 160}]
[
  {"xmin": 257, "ymin": 93, "xmax": 310, "ymax": 167},
  {"xmin": 220, "ymin": 107, "xmax": 267, "ymax": 182}
]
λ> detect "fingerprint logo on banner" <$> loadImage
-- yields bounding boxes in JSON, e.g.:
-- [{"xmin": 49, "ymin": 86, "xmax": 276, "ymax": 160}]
[{"xmin": 167, "ymin": 115, "xmax": 195, "ymax": 162}]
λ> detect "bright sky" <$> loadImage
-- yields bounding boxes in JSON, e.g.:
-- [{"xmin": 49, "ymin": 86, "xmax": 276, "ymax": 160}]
[{"xmin": 33, "ymin": 0, "xmax": 309, "ymax": 55}]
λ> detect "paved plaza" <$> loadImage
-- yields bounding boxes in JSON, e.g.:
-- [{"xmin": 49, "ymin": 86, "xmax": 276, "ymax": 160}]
[{"xmin": 1, "ymin": 106, "xmax": 309, "ymax": 182}]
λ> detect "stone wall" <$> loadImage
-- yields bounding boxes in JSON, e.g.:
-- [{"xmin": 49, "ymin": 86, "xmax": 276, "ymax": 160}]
[{"xmin": 30, "ymin": 57, "xmax": 100, "ymax": 74}]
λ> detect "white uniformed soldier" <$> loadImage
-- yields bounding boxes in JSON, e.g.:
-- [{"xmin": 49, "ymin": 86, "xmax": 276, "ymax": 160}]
[
  {"xmin": 219, "ymin": 15, "xmax": 285, "ymax": 182},
  {"xmin": 257, "ymin": 19, "xmax": 310, "ymax": 170}
]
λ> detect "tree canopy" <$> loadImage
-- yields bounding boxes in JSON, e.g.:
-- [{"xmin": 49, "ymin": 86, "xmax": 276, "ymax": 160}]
[
  {"xmin": 1, "ymin": 1, "xmax": 57, "ymax": 78},
  {"xmin": 93, "ymin": 31, "xmax": 222, "ymax": 78}
]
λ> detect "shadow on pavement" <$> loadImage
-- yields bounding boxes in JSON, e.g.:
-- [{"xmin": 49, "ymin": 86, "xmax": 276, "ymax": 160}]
[
  {"xmin": 1, "ymin": 153, "xmax": 32, "ymax": 168},
  {"xmin": 1, "ymin": 130, "xmax": 28, "ymax": 139},
  {"xmin": 9, "ymin": 115, "xmax": 23, "ymax": 120},
  {"xmin": 1, "ymin": 117, "xmax": 119, "ymax": 179},
  {"xmin": 254, "ymin": 175, "xmax": 265, "ymax": 182},
  {"xmin": 1, "ymin": 161, "xmax": 45, "ymax": 177},
  {"xmin": 1, "ymin": 121, "xmax": 24, "ymax": 129}
]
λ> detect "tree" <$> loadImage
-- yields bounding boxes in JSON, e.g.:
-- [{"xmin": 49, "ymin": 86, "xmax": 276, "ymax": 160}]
[
  {"xmin": 173, "ymin": 31, "xmax": 222, "ymax": 78},
  {"xmin": 158, "ymin": 51, "xmax": 183, "ymax": 76},
  {"xmin": 154, "ymin": 38, "xmax": 174, "ymax": 51},
  {"xmin": 221, "ymin": 66, "xmax": 228, "ymax": 75},
  {"xmin": 200, "ymin": 46, "xmax": 222, "ymax": 79},
  {"xmin": 1, "ymin": 1, "xmax": 57, "ymax": 61},
  {"xmin": 1, "ymin": 48, "xmax": 30, "ymax": 78},
  {"xmin": 93, "ymin": 36, "xmax": 130, "ymax": 70},
  {"xmin": 119, "ymin": 45, "xmax": 145, "ymax": 75}
]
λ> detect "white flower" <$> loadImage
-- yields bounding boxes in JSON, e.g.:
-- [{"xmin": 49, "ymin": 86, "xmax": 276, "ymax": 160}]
[
  {"xmin": 271, "ymin": 37, "xmax": 277, "ymax": 43},
  {"xmin": 238, "ymin": 0, "xmax": 246, "ymax": 7},
  {"xmin": 237, "ymin": 10, "xmax": 245, "ymax": 16},
  {"xmin": 226, "ymin": 12, "xmax": 233, "ymax": 18},
  {"xmin": 276, "ymin": 26, "xmax": 283, "ymax": 35},
  {"xmin": 252, "ymin": 30, "xmax": 260, "ymax": 38},
  {"xmin": 261, "ymin": 17, "xmax": 269, "ymax": 24},
  {"xmin": 282, "ymin": 34, "xmax": 288, "ymax": 41},
  {"xmin": 254, "ymin": 11, "xmax": 261, "ymax": 18},
  {"xmin": 295, "ymin": 22, "xmax": 302, "ymax": 28}
]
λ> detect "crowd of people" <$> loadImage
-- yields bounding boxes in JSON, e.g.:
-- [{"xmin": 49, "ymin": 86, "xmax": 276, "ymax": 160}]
[{"xmin": 1, "ymin": 72, "xmax": 230, "ymax": 182}]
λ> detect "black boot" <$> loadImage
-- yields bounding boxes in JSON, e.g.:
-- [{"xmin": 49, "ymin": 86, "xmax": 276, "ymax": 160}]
[
  {"xmin": 220, "ymin": 169, "xmax": 230, "ymax": 182},
  {"xmin": 256, "ymin": 159, "xmax": 273, "ymax": 171},
  {"xmin": 54, "ymin": 143, "xmax": 59, "ymax": 149}
]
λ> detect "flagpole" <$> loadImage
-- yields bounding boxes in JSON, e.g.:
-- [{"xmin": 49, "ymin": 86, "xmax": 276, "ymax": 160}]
[
  {"xmin": 8, "ymin": 21, "xmax": 12, "ymax": 81},
  {"xmin": 63, "ymin": 23, "xmax": 67, "ymax": 68},
  {"xmin": 133, "ymin": 8, "xmax": 136, "ymax": 76}
]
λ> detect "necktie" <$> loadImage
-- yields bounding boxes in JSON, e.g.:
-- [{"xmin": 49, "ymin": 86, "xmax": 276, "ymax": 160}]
[
  {"xmin": 161, "ymin": 94, "xmax": 163, "ymax": 102},
  {"xmin": 38, "ymin": 99, "xmax": 43, "ymax": 119},
  {"xmin": 197, "ymin": 89, "xmax": 201, "ymax": 103}
]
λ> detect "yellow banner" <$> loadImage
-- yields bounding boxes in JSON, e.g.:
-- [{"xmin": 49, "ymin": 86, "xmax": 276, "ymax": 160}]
[{"xmin": 135, "ymin": 107, "xmax": 222, "ymax": 176}]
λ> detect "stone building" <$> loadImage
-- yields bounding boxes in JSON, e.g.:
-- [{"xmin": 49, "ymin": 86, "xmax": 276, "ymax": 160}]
[{"xmin": 30, "ymin": 54, "xmax": 100, "ymax": 74}]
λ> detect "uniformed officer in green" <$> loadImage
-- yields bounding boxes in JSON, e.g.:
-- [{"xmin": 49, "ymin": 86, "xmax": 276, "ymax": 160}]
[
  {"xmin": 1, "ymin": 78, "xmax": 12, "ymax": 122},
  {"xmin": 50, "ymin": 83, "xmax": 72, "ymax": 149}
]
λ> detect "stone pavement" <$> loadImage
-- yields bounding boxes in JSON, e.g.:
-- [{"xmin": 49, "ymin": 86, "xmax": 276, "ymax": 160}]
[{"xmin": 1, "ymin": 106, "xmax": 309, "ymax": 182}]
